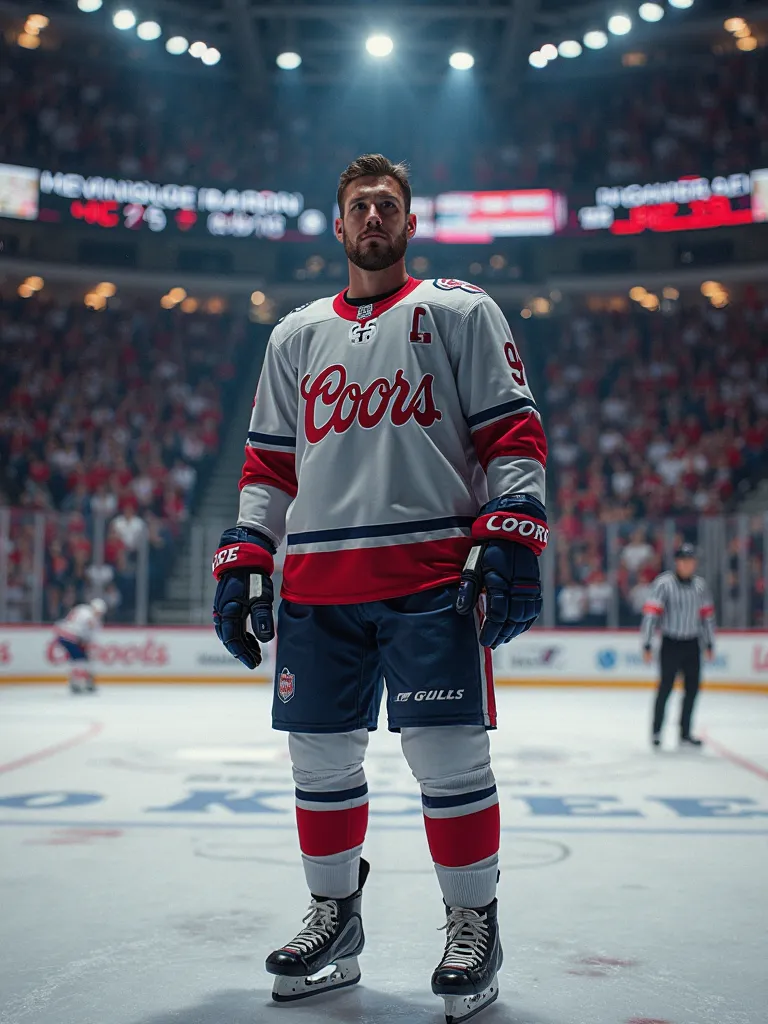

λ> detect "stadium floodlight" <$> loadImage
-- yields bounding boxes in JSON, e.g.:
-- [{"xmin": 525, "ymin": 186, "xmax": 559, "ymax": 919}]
[
  {"xmin": 77, "ymin": 0, "xmax": 102, "ymax": 10},
  {"xmin": 449, "ymin": 51, "xmax": 475, "ymax": 70},
  {"xmin": 736, "ymin": 36, "xmax": 758, "ymax": 50},
  {"xmin": 189, "ymin": 40, "xmax": 207, "ymax": 58},
  {"xmin": 540, "ymin": 43, "xmax": 558, "ymax": 60},
  {"xmin": 366, "ymin": 34, "xmax": 394, "ymax": 57},
  {"xmin": 112, "ymin": 9, "xmax": 136, "ymax": 30},
  {"xmin": 166, "ymin": 36, "xmax": 188, "ymax": 55},
  {"xmin": 558, "ymin": 40, "xmax": 582, "ymax": 57},
  {"xmin": 137, "ymin": 20, "xmax": 161, "ymax": 41},
  {"xmin": 724, "ymin": 17, "xmax": 746, "ymax": 33},
  {"xmin": 528, "ymin": 50, "xmax": 548, "ymax": 68},
  {"xmin": 276, "ymin": 51, "xmax": 302, "ymax": 69},
  {"xmin": 668, "ymin": 0, "xmax": 693, "ymax": 7},
  {"xmin": 638, "ymin": 3, "xmax": 664, "ymax": 22},
  {"xmin": 583, "ymin": 30, "xmax": 609, "ymax": 49},
  {"xmin": 201, "ymin": 47, "xmax": 221, "ymax": 65},
  {"xmin": 608, "ymin": 14, "xmax": 632, "ymax": 35}
]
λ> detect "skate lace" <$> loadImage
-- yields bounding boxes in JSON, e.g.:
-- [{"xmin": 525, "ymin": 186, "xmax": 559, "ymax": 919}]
[
  {"xmin": 281, "ymin": 899, "xmax": 339, "ymax": 956},
  {"xmin": 438, "ymin": 908, "xmax": 489, "ymax": 971}
]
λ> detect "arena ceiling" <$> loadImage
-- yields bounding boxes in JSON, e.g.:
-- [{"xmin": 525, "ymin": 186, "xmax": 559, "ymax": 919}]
[{"xmin": 5, "ymin": 0, "xmax": 768, "ymax": 95}]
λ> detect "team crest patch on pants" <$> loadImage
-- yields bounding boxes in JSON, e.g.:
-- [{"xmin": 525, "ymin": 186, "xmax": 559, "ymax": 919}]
[{"xmin": 278, "ymin": 667, "xmax": 296, "ymax": 703}]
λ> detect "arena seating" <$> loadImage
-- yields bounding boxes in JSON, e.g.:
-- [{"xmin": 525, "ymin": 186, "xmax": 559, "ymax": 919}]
[
  {"xmin": 0, "ymin": 292, "xmax": 244, "ymax": 621},
  {"xmin": 533, "ymin": 290, "xmax": 768, "ymax": 626}
]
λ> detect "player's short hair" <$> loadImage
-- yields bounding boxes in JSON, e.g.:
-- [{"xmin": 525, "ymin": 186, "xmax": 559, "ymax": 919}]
[{"xmin": 337, "ymin": 154, "xmax": 411, "ymax": 215}]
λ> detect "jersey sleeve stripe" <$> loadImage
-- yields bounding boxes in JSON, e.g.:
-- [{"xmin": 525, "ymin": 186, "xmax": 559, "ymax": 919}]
[
  {"xmin": 247, "ymin": 430, "xmax": 296, "ymax": 449},
  {"xmin": 240, "ymin": 446, "xmax": 298, "ymax": 499},
  {"xmin": 471, "ymin": 411, "xmax": 548, "ymax": 472},
  {"xmin": 467, "ymin": 397, "xmax": 538, "ymax": 430}
]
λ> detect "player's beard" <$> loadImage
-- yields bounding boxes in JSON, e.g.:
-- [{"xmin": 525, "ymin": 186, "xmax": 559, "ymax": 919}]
[{"xmin": 344, "ymin": 225, "xmax": 409, "ymax": 272}]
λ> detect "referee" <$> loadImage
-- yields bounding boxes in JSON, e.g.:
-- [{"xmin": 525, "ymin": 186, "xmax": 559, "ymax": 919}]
[{"xmin": 641, "ymin": 543, "xmax": 715, "ymax": 748}]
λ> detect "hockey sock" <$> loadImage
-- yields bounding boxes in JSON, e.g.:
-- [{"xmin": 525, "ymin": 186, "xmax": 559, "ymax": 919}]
[
  {"xmin": 289, "ymin": 730, "xmax": 369, "ymax": 899},
  {"xmin": 402, "ymin": 725, "xmax": 500, "ymax": 909},
  {"xmin": 69, "ymin": 665, "xmax": 87, "ymax": 689}
]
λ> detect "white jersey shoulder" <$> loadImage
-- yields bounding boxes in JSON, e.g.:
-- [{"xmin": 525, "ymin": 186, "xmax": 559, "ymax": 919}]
[
  {"xmin": 272, "ymin": 296, "xmax": 337, "ymax": 344},
  {"xmin": 417, "ymin": 278, "xmax": 488, "ymax": 313},
  {"xmin": 57, "ymin": 604, "xmax": 99, "ymax": 642}
]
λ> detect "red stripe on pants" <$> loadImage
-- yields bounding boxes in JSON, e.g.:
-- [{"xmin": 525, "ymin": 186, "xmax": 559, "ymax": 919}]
[
  {"xmin": 484, "ymin": 645, "xmax": 497, "ymax": 727},
  {"xmin": 423, "ymin": 803, "xmax": 500, "ymax": 868},
  {"xmin": 296, "ymin": 802, "xmax": 369, "ymax": 858}
]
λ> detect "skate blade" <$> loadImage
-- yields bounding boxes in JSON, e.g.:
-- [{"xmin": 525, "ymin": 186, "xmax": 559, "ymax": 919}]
[
  {"xmin": 271, "ymin": 956, "xmax": 361, "ymax": 1002},
  {"xmin": 443, "ymin": 977, "xmax": 500, "ymax": 1023}
]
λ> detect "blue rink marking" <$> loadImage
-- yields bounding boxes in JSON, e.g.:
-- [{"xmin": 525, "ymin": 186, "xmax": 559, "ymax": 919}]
[{"xmin": 0, "ymin": 819, "xmax": 767, "ymax": 836}]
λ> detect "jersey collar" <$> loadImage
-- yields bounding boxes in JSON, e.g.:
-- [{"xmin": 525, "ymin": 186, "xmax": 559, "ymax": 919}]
[{"xmin": 332, "ymin": 276, "xmax": 422, "ymax": 323}]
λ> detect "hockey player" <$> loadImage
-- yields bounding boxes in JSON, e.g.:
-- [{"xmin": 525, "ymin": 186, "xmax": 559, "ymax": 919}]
[
  {"xmin": 55, "ymin": 597, "xmax": 107, "ymax": 694},
  {"xmin": 212, "ymin": 154, "xmax": 548, "ymax": 1023}
]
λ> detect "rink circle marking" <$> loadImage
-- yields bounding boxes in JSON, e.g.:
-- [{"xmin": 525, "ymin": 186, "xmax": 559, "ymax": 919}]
[
  {"xmin": 0, "ymin": 720, "xmax": 104, "ymax": 775},
  {"xmin": 191, "ymin": 835, "xmax": 571, "ymax": 870}
]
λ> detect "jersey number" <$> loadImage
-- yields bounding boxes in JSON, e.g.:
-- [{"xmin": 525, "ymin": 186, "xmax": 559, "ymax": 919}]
[
  {"xmin": 504, "ymin": 340, "xmax": 526, "ymax": 386},
  {"xmin": 409, "ymin": 307, "xmax": 432, "ymax": 345}
]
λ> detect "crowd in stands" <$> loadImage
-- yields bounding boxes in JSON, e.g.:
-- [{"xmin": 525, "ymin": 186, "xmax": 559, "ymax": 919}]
[
  {"xmin": 0, "ymin": 293, "xmax": 246, "ymax": 621},
  {"xmin": 1, "ymin": 38, "xmax": 767, "ymax": 197},
  {"xmin": 534, "ymin": 290, "xmax": 768, "ymax": 626}
]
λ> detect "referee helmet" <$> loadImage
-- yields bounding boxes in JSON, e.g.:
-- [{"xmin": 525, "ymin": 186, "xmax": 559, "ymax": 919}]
[{"xmin": 674, "ymin": 543, "xmax": 696, "ymax": 559}]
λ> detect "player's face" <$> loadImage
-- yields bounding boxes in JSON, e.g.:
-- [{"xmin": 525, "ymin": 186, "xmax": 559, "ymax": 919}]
[
  {"xmin": 675, "ymin": 556, "xmax": 696, "ymax": 579},
  {"xmin": 336, "ymin": 176, "xmax": 417, "ymax": 272}
]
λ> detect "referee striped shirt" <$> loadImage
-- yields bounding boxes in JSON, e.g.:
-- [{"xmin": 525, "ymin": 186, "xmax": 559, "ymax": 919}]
[{"xmin": 641, "ymin": 571, "xmax": 715, "ymax": 649}]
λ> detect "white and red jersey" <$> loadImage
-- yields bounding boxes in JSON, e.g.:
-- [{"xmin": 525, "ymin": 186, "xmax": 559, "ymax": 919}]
[
  {"xmin": 56, "ymin": 604, "xmax": 101, "ymax": 645},
  {"xmin": 238, "ymin": 277, "xmax": 547, "ymax": 604}
]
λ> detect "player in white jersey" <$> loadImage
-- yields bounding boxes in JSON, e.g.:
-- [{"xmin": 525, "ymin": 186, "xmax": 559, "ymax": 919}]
[
  {"xmin": 211, "ymin": 155, "xmax": 548, "ymax": 1022},
  {"xmin": 55, "ymin": 598, "xmax": 107, "ymax": 694}
]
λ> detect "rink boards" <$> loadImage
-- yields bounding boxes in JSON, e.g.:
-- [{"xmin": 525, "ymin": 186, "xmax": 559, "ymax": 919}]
[{"xmin": 1, "ymin": 625, "xmax": 767, "ymax": 691}]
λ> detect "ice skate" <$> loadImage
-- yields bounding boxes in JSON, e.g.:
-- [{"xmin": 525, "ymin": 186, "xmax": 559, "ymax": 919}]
[
  {"xmin": 680, "ymin": 735, "xmax": 703, "ymax": 748},
  {"xmin": 432, "ymin": 899, "xmax": 503, "ymax": 1024},
  {"xmin": 266, "ymin": 859, "xmax": 369, "ymax": 1002}
]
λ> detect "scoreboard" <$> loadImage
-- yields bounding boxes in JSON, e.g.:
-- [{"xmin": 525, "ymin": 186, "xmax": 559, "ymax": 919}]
[
  {"xmin": 2, "ymin": 160, "xmax": 767, "ymax": 245},
  {"xmin": 0, "ymin": 163, "xmax": 328, "ymax": 241}
]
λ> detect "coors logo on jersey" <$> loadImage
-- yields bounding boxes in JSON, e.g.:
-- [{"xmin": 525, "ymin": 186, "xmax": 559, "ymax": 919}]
[{"xmin": 300, "ymin": 364, "xmax": 442, "ymax": 443}]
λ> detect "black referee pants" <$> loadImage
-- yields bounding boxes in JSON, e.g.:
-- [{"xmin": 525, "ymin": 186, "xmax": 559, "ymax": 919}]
[{"xmin": 653, "ymin": 637, "xmax": 701, "ymax": 738}]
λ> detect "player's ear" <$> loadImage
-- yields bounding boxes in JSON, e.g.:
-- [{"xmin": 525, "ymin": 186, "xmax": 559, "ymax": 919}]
[
  {"xmin": 334, "ymin": 217, "xmax": 344, "ymax": 243},
  {"xmin": 406, "ymin": 213, "xmax": 417, "ymax": 239}
]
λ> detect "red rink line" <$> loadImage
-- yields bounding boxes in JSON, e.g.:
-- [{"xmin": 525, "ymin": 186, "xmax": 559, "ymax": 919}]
[
  {"xmin": 702, "ymin": 729, "xmax": 768, "ymax": 781},
  {"xmin": 0, "ymin": 720, "xmax": 104, "ymax": 775}
]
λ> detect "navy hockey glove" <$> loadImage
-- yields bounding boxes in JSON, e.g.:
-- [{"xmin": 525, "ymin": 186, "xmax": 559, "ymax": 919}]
[
  {"xmin": 212, "ymin": 526, "xmax": 276, "ymax": 670},
  {"xmin": 455, "ymin": 495, "xmax": 548, "ymax": 649}
]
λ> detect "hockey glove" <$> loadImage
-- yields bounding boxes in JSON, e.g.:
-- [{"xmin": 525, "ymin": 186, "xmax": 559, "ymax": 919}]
[
  {"xmin": 455, "ymin": 495, "xmax": 547, "ymax": 649},
  {"xmin": 212, "ymin": 526, "xmax": 276, "ymax": 670}
]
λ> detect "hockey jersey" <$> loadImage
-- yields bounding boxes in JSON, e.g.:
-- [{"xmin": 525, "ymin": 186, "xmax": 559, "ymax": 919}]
[
  {"xmin": 238, "ymin": 276, "xmax": 547, "ymax": 604},
  {"xmin": 56, "ymin": 604, "xmax": 101, "ymax": 644}
]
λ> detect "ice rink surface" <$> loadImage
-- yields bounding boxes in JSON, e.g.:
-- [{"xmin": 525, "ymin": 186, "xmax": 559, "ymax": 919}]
[{"xmin": 1, "ymin": 684, "xmax": 766, "ymax": 1024}]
